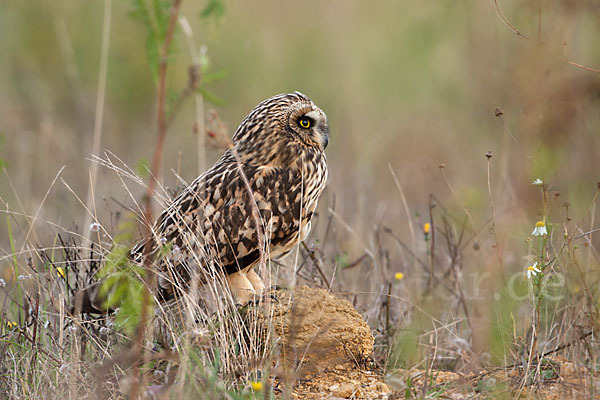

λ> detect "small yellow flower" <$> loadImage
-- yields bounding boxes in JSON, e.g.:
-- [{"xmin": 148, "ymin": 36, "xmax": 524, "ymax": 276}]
[
  {"xmin": 6, "ymin": 321, "xmax": 17, "ymax": 329},
  {"xmin": 56, "ymin": 267, "xmax": 66, "ymax": 279},
  {"xmin": 532, "ymin": 221, "xmax": 547, "ymax": 236},
  {"xmin": 250, "ymin": 381, "xmax": 263, "ymax": 391},
  {"xmin": 394, "ymin": 272, "xmax": 405, "ymax": 281},
  {"xmin": 423, "ymin": 223, "xmax": 431, "ymax": 234}
]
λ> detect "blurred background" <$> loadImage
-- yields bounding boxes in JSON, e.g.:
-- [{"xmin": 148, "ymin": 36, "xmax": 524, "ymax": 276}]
[{"xmin": 1, "ymin": 0, "xmax": 599, "ymax": 367}]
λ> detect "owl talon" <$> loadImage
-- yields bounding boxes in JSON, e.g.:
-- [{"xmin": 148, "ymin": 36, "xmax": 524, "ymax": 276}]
[
  {"xmin": 244, "ymin": 292, "xmax": 278, "ymax": 307},
  {"xmin": 266, "ymin": 292, "xmax": 279, "ymax": 304}
]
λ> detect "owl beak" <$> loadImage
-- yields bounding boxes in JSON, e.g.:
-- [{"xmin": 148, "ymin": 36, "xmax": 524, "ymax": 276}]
[{"xmin": 320, "ymin": 124, "xmax": 329, "ymax": 149}]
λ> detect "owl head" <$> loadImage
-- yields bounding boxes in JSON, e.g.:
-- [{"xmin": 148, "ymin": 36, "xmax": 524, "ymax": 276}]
[{"xmin": 231, "ymin": 92, "xmax": 329, "ymax": 164}]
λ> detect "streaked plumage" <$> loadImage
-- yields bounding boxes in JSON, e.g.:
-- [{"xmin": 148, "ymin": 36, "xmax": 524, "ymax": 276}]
[{"xmin": 134, "ymin": 92, "xmax": 329, "ymax": 304}]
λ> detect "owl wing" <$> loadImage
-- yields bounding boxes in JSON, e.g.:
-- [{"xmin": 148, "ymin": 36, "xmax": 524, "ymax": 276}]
[
  {"xmin": 214, "ymin": 163, "xmax": 305, "ymax": 274},
  {"xmin": 136, "ymin": 154, "xmax": 304, "ymax": 299}
]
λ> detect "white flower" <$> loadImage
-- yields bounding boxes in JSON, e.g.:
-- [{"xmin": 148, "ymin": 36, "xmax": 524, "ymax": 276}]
[
  {"xmin": 532, "ymin": 221, "xmax": 547, "ymax": 236},
  {"xmin": 0, "ymin": 278, "xmax": 6, "ymax": 287},
  {"xmin": 99, "ymin": 327, "xmax": 111, "ymax": 335},
  {"xmin": 172, "ymin": 245, "xmax": 181, "ymax": 255},
  {"xmin": 89, "ymin": 222, "xmax": 101, "ymax": 232},
  {"xmin": 58, "ymin": 364, "xmax": 70, "ymax": 374},
  {"xmin": 190, "ymin": 327, "xmax": 209, "ymax": 338},
  {"xmin": 17, "ymin": 274, "xmax": 31, "ymax": 281},
  {"xmin": 532, "ymin": 178, "xmax": 543, "ymax": 186},
  {"xmin": 44, "ymin": 320, "xmax": 51, "ymax": 329},
  {"xmin": 159, "ymin": 237, "xmax": 167, "ymax": 245},
  {"xmin": 527, "ymin": 262, "xmax": 541, "ymax": 279}
]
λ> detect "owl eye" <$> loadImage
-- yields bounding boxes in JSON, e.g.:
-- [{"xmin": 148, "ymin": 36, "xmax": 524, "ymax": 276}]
[{"xmin": 298, "ymin": 117, "xmax": 311, "ymax": 129}]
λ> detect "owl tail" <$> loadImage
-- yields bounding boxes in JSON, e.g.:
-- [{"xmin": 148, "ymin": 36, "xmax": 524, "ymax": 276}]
[
  {"xmin": 70, "ymin": 240, "xmax": 148, "ymax": 315},
  {"xmin": 71, "ymin": 280, "xmax": 112, "ymax": 314}
]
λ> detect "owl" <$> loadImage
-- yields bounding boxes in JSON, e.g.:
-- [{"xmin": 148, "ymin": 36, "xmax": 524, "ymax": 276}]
[{"xmin": 132, "ymin": 92, "xmax": 329, "ymax": 306}]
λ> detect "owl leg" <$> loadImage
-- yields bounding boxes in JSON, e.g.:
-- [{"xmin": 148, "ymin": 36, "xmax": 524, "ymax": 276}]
[
  {"xmin": 226, "ymin": 271, "xmax": 255, "ymax": 305},
  {"xmin": 246, "ymin": 268, "xmax": 265, "ymax": 294}
]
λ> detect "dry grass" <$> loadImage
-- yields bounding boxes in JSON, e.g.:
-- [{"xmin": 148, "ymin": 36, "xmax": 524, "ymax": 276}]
[
  {"xmin": 1, "ymin": 1, "xmax": 600, "ymax": 399},
  {"xmin": 0, "ymin": 151, "xmax": 276, "ymax": 398},
  {"xmin": 1, "ymin": 147, "xmax": 598, "ymax": 398}
]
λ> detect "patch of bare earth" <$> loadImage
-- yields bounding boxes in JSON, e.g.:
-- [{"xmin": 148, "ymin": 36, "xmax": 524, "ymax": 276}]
[
  {"xmin": 263, "ymin": 286, "xmax": 392, "ymax": 399},
  {"xmin": 381, "ymin": 355, "xmax": 596, "ymax": 399}
]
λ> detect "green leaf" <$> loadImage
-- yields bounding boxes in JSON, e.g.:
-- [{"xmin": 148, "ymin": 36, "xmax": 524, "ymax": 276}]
[
  {"xmin": 202, "ymin": 69, "xmax": 228, "ymax": 84},
  {"xmin": 136, "ymin": 157, "xmax": 150, "ymax": 179},
  {"xmin": 200, "ymin": 0, "xmax": 226, "ymax": 19},
  {"xmin": 94, "ymin": 216, "xmax": 154, "ymax": 334},
  {"xmin": 198, "ymin": 87, "xmax": 225, "ymax": 106},
  {"xmin": 102, "ymin": 275, "xmax": 129, "ymax": 307},
  {"xmin": 129, "ymin": 0, "xmax": 172, "ymax": 81},
  {"xmin": 165, "ymin": 88, "xmax": 180, "ymax": 119},
  {"xmin": 335, "ymin": 252, "xmax": 349, "ymax": 269}
]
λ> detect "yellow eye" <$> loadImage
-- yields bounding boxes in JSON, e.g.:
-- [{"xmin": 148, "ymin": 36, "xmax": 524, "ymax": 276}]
[{"xmin": 299, "ymin": 117, "xmax": 311, "ymax": 129}]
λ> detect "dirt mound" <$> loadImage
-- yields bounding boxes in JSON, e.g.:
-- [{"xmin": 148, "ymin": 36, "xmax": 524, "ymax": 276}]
[{"xmin": 265, "ymin": 286, "xmax": 391, "ymax": 399}]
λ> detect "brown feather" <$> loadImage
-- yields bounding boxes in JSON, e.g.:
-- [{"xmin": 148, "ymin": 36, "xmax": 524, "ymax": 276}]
[{"xmin": 133, "ymin": 92, "xmax": 329, "ymax": 302}]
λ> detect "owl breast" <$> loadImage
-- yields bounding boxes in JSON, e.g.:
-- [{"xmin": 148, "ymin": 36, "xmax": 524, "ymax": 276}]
[
  {"xmin": 301, "ymin": 151, "xmax": 328, "ymax": 223},
  {"xmin": 271, "ymin": 149, "xmax": 327, "ymax": 257}
]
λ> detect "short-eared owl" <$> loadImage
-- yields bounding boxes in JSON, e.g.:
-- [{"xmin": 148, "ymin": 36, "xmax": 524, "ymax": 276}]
[{"xmin": 134, "ymin": 92, "xmax": 329, "ymax": 305}]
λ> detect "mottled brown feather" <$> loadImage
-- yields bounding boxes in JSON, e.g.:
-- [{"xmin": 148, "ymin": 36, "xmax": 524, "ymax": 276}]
[{"xmin": 132, "ymin": 92, "xmax": 329, "ymax": 302}]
